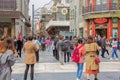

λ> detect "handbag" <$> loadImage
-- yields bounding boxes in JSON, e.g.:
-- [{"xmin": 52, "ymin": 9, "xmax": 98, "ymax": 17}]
[
  {"xmin": 94, "ymin": 43, "xmax": 100, "ymax": 64},
  {"xmin": 95, "ymin": 57, "xmax": 100, "ymax": 64}
]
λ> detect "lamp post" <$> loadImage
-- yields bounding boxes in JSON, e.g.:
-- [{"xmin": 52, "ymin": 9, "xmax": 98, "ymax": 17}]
[
  {"xmin": 32, "ymin": 4, "xmax": 34, "ymax": 36},
  {"xmin": 31, "ymin": 0, "xmax": 54, "ymax": 36},
  {"xmin": 74, "ymin": 5, "xmax": 76, "ymax": 36}
]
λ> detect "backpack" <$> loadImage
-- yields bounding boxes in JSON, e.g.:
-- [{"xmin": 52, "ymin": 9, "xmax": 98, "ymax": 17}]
[
  {"xmin": 72, "ymin": 46, "xmax": 82, "ymax": 63},
  {"xmin": 61, "ymin": 42, "xmax": 68, "ymax": 52}
]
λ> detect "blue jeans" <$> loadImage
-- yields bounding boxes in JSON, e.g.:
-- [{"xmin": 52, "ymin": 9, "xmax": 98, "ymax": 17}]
[
  {"xmin": 77, "ymin": 63, "xmax": 83, "ymax": 79},
  {"xmin": 112, "ymin": 48, "xmax": 118, "ymax": 58},
  {"xmin": 47, "ymin": 45, "xmax": 51, "ymax": 52}
]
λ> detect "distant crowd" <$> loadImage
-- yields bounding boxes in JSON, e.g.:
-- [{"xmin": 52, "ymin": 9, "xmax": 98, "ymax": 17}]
[{"xmin": 0, "ymin": 35, "xmax": 120, "ymax": 80}]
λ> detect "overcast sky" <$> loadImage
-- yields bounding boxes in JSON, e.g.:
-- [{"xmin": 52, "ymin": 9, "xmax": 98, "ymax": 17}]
[{"xmin": 29, "ymin": 0, "xmax": 52, "ymax": 16}]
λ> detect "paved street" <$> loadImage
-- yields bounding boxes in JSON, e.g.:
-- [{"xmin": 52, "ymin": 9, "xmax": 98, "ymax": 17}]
[{"xmin": 12, "ymin": 50, "xmax": 120, "ymax": 80}]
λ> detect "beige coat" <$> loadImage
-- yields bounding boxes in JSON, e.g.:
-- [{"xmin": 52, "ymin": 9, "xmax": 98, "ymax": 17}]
[
  {"xmin": 84, "ymin": 43, "xmax": 101, "ymax": 70},
  {"xmin": 23, "ymin": 41, "xmax": 37, "ymax": 64}
]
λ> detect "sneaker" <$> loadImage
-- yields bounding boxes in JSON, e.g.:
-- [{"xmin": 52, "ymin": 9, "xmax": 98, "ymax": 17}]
[
  {"xmin": 115, "ymin": 58, "xmax": 119, "ymax": 60},
  {"xmin": 60, "ymin": 62, "xmax": 64, "ymax": 65},
  {"xmin": 76, "ymin": 78, "xmax": 80, "ymax": 80},
  {"xmin": 110, "ymin": 58, "xmax": 113, "ymax": 60}
]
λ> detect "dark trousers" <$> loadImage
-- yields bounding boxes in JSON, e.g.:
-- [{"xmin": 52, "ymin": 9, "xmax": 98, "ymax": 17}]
[
  {"xmin": 36, "ymin": 50, "xmax": 39, "ymax": 62},
  {"xmin": 101, "ymin": 46, "xmax": 109, "ymax": 57},
  {"xmin": 17, "ymin": 47, "xmax": 22, "ymax": 57},
  {"xmin": 64, "ymin": 52, "xmax": 70, "ymax": 62},
  {"xmin": 24, "ymin": 64, "xmax": 34, "ymax": 80},
  {"xmin": 53, "ymin": 49, "xmax": 59, "ymax": 60}
]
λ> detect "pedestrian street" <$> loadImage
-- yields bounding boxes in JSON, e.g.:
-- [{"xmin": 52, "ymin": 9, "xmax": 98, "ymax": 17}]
[{"xmin": 11, "ymin": 50, "xmax": 120, "ymax": 80}]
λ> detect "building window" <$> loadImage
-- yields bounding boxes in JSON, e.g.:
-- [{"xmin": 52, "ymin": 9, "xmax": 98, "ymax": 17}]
[
  {"xmin": 66, "ymin": 0, "xmax": 70, "ymax": 3},
  {"xmin": 96, "ymin": 0, "xmax": 107, "ymax": 11},
  {"xmin": 113, "ymin": 0, "xmax": 118, "ymax": 3},
  {"xmin": 0, "ymin": 0, "xmax": 16, "ymax": 10}
]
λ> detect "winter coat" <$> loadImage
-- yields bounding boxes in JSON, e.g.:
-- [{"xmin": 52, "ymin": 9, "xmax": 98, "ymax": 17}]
[
  {"xmin": 77, "ymin": 44, "xmax": 85, "ymax": 63},
  {"xmin": 56, "ymin": 40, "xmax": 64, "ymax": 51},
  {"xmin": 23, "ymin": 41, "xmax": 37, "ymax": 64},
  {"xmin": 84, "ymin": 43, "xmax": 101, "ymax": 70},
  {"xmin": 0, "ymin": 50, "xmax": 16, "ymax": 80}
]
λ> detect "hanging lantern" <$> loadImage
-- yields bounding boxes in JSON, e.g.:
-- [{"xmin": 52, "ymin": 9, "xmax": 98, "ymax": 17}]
[
  {"xmin": 51, "ymin": 6, "xmax": 57, "ymax": 12},
  {"xmin": 61, "ymin": 8, "xmax": 68, "ymax": 15}
]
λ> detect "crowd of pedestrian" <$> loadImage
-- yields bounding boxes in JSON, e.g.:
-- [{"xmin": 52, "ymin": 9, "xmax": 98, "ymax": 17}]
[{"xmin": 0, "ymin": 34, "xmax": 120, "ymax": 80}]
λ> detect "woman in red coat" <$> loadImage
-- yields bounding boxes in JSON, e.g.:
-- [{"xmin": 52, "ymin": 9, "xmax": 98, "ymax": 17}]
[{"xmin": 75, "ymin": 38, "xmax": 85, "ymax": 80}]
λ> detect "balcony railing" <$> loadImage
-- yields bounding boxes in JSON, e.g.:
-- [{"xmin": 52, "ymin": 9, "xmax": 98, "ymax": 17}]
[{"xmin": 82, "ymin": 3, "xmax": 120, "ymax": 15}]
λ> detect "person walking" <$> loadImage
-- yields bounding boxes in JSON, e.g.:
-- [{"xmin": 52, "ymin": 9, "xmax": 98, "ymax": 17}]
[
  {"xmin": 100, "ymin": 36, "xmax": 106, "ymax": 58},
  {"xmin": 23, "ymin": 36, "xmax": 37, "ymax": 80},
  {"xmin": 16, "ymin": 37, "xmax": 23, "ymax": 58},
  {"xmin": 46, "ymin": 37, "xmax": 51, "ymax": 52},
  {"xmin": 56, "ymin": 35, "xmax": 65, "ymax": 65},
  {"xmin": 64, "ymin": 36, "xmax": 71, "ymax": 63},
  {"xmin": 110, "ymin": 38, "xmax": 119, "ymax": 60},
  {"xmin": 75, "ymin": 38, "xmax": 85, "ymax": 80},
  {"xmin": 32, "ymin": 36, "xmax": 40, "ymax": 63},
  {"xmin": 0, "ymin": 38, "xmax": 16, "ymax": 80},
  {"xmin": 41, "ymin": 37, "xmax": 46, "ymax": 51},
  {"xmin": 84, "ymin": 36, "xmax": 101, "ymax": 80}
]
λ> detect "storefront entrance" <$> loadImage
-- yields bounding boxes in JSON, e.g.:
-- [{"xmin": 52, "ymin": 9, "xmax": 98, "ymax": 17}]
[
  {"xmin": 0, "ymin": 22, "xmax": 11, "ymax": 38},
  {"xmin": 96, "ymin": 28, "xmax": 107, "ymax": 37}
]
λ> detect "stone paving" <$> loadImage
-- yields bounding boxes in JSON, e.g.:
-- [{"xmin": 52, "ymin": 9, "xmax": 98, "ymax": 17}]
[{"xmin": 11, "ymin": 49, "xmax": 120, "ymax": 80}]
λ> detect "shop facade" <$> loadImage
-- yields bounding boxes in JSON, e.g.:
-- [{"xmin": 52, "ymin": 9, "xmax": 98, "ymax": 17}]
[
  {"xmin": 0, "ymin": 0, "xmax": 30, "ymax": 38},
  {"xmin": 82, "ymin": 0, "xmax": 120, "ymax": 40}
]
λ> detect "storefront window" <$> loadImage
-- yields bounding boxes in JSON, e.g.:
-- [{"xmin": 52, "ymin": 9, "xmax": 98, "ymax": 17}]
[
  {"xmin": 96, "ymin": 0, "xmax": 101, "ymax": 5},
  {"xmin": 102, "ymin": 0, "xmax": 107, "ymax": 4},
  {"xmin": 113, "ymin": 29, "xmax": 118, "ymax": 38},
  {"xmin": 96, "ymin": 0, "xmax": 107, "ymax": 4},
  {"xmin": 0, "ymin": 0, "xmax": 16, "ymax": 10},
  {"xmin": 113, "ymin": 0, "xmax": 118, "ymax": 3},
  {"xmin": 96, "ymin": 0, "xmax": 107, "ymax": 11}
]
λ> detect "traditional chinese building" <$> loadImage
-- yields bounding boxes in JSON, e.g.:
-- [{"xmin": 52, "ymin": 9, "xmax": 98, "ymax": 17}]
[
  {"xmin": 82, "ymin": 0, "xmax": 120, "ymax": 40},
  {"xmin": 45, "ymin": 0, "xmax": 71, "ymax": 37},
  {"xmin": 0, "ymin": 0, "xmax": 30, "ymax": 38}
]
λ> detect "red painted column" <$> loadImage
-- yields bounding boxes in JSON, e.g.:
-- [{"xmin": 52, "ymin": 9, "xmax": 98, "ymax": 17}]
[
  {"xmin": 92, "ymin": 20, "xmax": 95, "ymax": 37},
  {"xmin": 118, "ymin": 19, "xmax": 120, "ymax": 39},
  {"xmin": 107, "ymin": 18, "xmax": 112, "ymax": 40},
  {"xmin": 92, "ymin": 0, "xmax": 96, "ymax": 11},
  {"xmin": 86, "ymin": 21, "xmax": 90, "ymax": 37}
]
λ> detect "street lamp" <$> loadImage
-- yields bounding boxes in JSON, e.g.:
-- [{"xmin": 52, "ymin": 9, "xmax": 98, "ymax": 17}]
[{"xmin": 31, "ymin": 0, "xmax": 54, "ymax": 36}]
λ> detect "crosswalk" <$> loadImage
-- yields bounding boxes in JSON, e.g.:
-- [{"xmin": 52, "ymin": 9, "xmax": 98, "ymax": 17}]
[{"xmin": 12, "ymin": 62, "xmax": 120, "ymax": 74}]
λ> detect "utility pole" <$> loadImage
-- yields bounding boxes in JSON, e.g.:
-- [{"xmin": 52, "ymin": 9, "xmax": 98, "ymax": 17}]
[
  {"xmin": 32, "ymin": 4, "xmax": 34, "ymax": 36},
  {"xmin": 74, "ymin": 5, "xmax": 76, "ymax": 36}
]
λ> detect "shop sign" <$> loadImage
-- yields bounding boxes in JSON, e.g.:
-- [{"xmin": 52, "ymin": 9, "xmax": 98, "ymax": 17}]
[{"xmin": 94, "ymin": 18, "xmax": 108, "ymax": 24}]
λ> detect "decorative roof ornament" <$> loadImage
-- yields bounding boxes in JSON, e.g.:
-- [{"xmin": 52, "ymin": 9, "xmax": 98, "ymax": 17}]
[
  {"xmin": 61, "ymin": 8, "xmax": 68, "ymax": 15},
  {"xmin": 41, "ymin": 7, "xmax": 47, "ymax": 14},
  {"xmin": 51, "ymin": 6, "xmax": 57, "ymax": 12}
]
